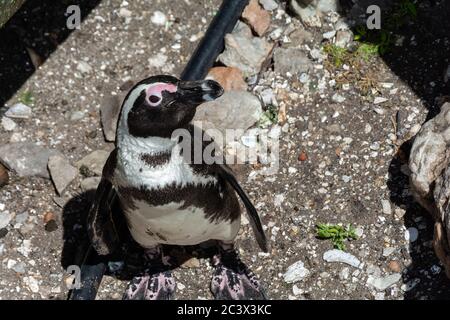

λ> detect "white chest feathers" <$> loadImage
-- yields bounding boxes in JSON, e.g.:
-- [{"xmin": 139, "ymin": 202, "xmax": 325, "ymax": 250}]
[
  {"xmin": 114, "ymin": 134, "xmax": 217, "ymax": 189},
  {"xmin": 113, "ymin": 134, "xmax": 238, "ymax": 247}
]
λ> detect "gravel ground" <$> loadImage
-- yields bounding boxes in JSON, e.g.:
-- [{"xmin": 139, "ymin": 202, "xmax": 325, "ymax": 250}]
[{"xmin": 1, "ymin": 0, "xmax": 450, "ymax": 300}]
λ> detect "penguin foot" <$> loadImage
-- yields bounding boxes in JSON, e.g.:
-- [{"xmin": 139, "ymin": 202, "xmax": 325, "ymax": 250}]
[
  {"xmin": 123, "ymin": 270, "xmax": 176, "ymax": 300},
  {"xmin": 123, "ymin": 246, "xmax": 176, "ymax": 300},
  {"xmin": 210, "ymin": 247, "xmax": 267, "ymax": 300}
]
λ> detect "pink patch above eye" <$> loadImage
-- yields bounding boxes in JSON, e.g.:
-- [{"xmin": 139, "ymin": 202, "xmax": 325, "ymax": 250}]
[{"xmin": 145, "ymin": 83, "xmax": 177, "ymax": 105}]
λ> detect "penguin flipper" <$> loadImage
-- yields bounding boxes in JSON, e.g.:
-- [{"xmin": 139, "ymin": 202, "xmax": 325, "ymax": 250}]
[
  {"xmin": 216, "ymin": 164, "xmax": 268, "ymax": 252},
  {"xmin": 87, "ymin": 149, "xmax": 120, "ymax": 256}
]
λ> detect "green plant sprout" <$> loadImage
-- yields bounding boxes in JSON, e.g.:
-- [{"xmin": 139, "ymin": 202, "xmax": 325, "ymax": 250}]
[
  {"xmin": 323, "ymin": 44, "xmax": 348, "ymax": 67},
  {"xmin": 316, "ymin": 223, "xmax": 358, "ymax": 251},
  {"xmin": 258, "ymin": 104, "xmax": 278, "ymax": 128},
  {"xmin": 18, "ymin": 90, "xmax": 34, "ymax": 106}
]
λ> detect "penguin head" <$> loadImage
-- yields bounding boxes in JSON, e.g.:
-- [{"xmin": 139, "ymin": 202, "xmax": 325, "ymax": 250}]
[{"xmin": 118, "ymin": 75, "xmax": 223, "ymax": 138}]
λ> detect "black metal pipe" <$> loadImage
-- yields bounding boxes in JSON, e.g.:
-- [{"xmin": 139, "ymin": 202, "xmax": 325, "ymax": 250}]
[
  {"xmin": 68, "ymin": 0, "xmax": 248, "ymax": 300},
  {"xmin": 180, "ymin": 0, "xmax": 249, "ymax": 81},
  {"xmin": 67, "ymin": 246, "xmax": 107, "ymax": 300}
]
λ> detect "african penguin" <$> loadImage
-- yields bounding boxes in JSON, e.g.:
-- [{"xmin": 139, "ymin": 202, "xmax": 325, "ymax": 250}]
[{"xmin": 87, "ymin": 75, "xmax": 267, "ymax": 300}]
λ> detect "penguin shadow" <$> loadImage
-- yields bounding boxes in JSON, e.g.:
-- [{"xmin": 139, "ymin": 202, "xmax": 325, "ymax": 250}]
[
  {"xmin": 387, "ymin": 140, "xmax": 450, "ymax": 299},
  {"xmin": 0, "ymin": 0, "xmax": 101, "ymax": 107}
]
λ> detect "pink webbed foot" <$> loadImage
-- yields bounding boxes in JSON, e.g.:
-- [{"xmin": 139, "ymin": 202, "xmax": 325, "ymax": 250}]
[
  {"xmin": 123, "ymin": 247, "xmax": 176, "ymax": 300},
  {"xmin": 123, "ymin": 270, "xmax": 175, "ymax": 300},
  {"xmin": 210, "ymin": 247, "xmax": 267, "ymax": 300}
]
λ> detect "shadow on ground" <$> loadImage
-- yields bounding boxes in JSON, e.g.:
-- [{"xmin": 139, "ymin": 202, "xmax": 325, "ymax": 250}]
[
  {"xmin": 337, "ymin": 0, "xmax": 450, "ymax": 299},
  {"xmin": 0, "ymin": 0, "xmax": 101, "ymax": 107}
]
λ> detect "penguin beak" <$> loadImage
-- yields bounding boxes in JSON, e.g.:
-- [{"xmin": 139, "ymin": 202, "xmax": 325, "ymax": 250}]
[{"xmin": 176, "ymin": 79, "xmax": 224, "ymax": 105}]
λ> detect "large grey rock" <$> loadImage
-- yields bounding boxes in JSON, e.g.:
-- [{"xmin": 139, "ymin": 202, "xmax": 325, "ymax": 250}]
[
  {"xmin": 273, "ymin": 47, "xmax": 312, "ymax": 76},
  {"xmin": 48, "ymin": 155, "xmax": 78, "ymax": 195},
  {"xmin": 193, "ymin": 91, "xmax": 263, "ymax": 140},
  {"xmin": 218, "ymin": 22, "xmax": 273, "ymax": 77},
  {"xmin": 0, "ymin": 143, "xmax": 60, "ymax": 178},
  {"xmin": 409, "ymin": 102, "xmax": 450, "ymax": 216},
  {"xmin": 76, "ymin": 150, "xmax": 110, "ymax": 176},
  {"xmin": 80, "ymin": 177, "xmax": 101, "ymax": 192},
  {"xmin": 409, "ymin": 102, "xmax": 450, "ymax": 278}
]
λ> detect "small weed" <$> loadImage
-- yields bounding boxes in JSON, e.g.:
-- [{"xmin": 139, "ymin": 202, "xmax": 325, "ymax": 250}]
[
  {"xmin": 258, "ymin": 105, "xmax": 278, "ymax": 128},
  {"xmin": 323, "ymin": 44, "xmax": 348, "ymax": 68},
  {"xmin": 316, "ymin": 223, "xmax": 358, "ymax": 251},
  {"xmin": 356, "ymin": 43, "xmax": 379, "ymax": 60},
  {"xmin": 354, "ymin": 26, "xmax": 392, "ymax": 56},
  {"xmin": 18, "ymin": 90, "xmax": 35, "ymax": 106}
]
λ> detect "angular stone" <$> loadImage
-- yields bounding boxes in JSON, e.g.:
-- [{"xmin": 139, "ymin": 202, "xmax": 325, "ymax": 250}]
[
  {"xmin": 289, "ymin": 0, "xmax": 322, "ymax": 28},
  {"xmin": 48, "ymin": 155, "xmax": 78, "ymax": 195},
  {"xmin": 76, "ymin": 150, "xmax": 110, "ymax": 176},
  {"xmin": 335, "ymin": 30, "xmax": 353, "ymax": 48},
  {"xmin": 218, "ymin": 22, "xmax": 274, "ymax": 77},
  {"xmin": 0, "ymin": 143, "xmax": 61, "ymax": 178},
  {"xmin": 80, "ymin": 176, "xmax": 101, "ymax": 192},
  {"xmin": 194, "ymin": 91, "xmax": 263, "ymax": 140},
  {"xmin": 206, "ymin": 67, "xmax": 247, "ymax": 91},
  {"xmin": 77, "ymin": 61, "xmax": 92, "ymax": 74},
  {"xmin": 273, "ymin": 47, "xmax": 312, "ymax": 75},
  {"xmin": 242, "ymin": 0, "xmax": 271, "ymax": 36},
  {"xmin": 287, "ymin": 28, "xmax": 314, "ymax": 46},
  {"xmin": 0, "ymin": 211, "xmax": 13, "ymax": 229},
  {"xmin": 317, "ymin": 0, "xmax": 340, "ymax": 13},
  {"xmin": 5, "ymin": 103, "xmax": 32, "ymax": 119},
  {"xmin": 381, "ymin": 199, "xmax": 391, "ymax": 215},
  {"xmin": 259, "ymin": 0, "xmax": 278, "ymax": 11},
  {"xmin": 367, "ymin": 273, "xmax": 401, "ymax": 291},
  {"xmin": 323, "ymin": 249, "xmax": 361, "ymax": 268},
  {"xmin": 283, "ymin": 260, "xmax": 310, "ymax": 283},
  {"xmin": 1, "ymin": 117, "xmax": 17, "ymax": 131}
]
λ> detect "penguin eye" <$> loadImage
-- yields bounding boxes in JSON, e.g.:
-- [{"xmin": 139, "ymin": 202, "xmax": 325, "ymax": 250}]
[{"xmin": 149, "ymin": 95, "xmax": 160, "ymax": 104}]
